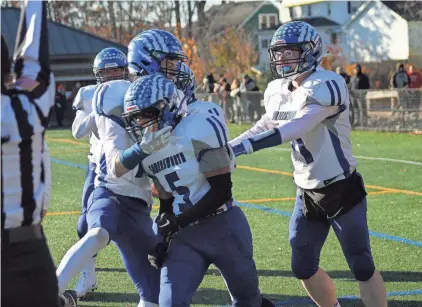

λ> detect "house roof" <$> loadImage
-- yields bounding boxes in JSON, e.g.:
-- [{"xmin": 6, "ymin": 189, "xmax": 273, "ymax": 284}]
[
  {"xmin": 282, "ymin": 0, "xmax": 325, "ymax": 8},
  {"xmin": 1, "ymin": 7, "xmax": 127, "ymax": 58},
  {"xmin": 381, "ymin": 1, "xmax": 422, "ymax": 21},
  {"xmin": 290, "ymin": 17, "xmax": 339, "ymax": 27},
  {"xmin": 195, "ymin": 1, "xmax": 262, "ymax": 38}
]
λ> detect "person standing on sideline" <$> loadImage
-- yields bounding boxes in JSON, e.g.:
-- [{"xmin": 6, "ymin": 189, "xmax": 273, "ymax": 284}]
[{"xmin": 1, "ymin": 1, "xmax": 61, "ymax": 306}]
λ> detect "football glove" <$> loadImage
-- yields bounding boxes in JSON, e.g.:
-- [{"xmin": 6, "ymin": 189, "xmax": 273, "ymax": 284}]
[
  {"xmin": 155, "ymin": 212, "xmax": 180, "ymax": 238},
  {"xmin": 139, "ymin": 126, "xmax": 172, "ymax": 154},
  {"xmin": 230, "ymin": 139, "xmax": 253, "ymax": 157},
  {"xmin": 148, "ymin": 239, "xmax": 171, "ymax": 270}
]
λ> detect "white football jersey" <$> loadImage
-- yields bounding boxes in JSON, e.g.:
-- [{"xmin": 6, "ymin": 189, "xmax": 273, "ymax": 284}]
[
  {"xmin": 187, "ymin": 100, "xmax": 226, "ymax": 124},
  {"xmin": 263, "ymin": 67, "xmax": 357, "ymax": 189},
  {"xmin": 141, "ymin": 112, "xmax": 232, "ymax": 215},
  {"xmin": 92, "ymin": 80, "xmax": 152, "ymax": 203},
  {"xmin": 187, "ymin": 100, "xmax": 236, "ymax": 170},
  {"xmin": 72, "ymin": 84, "xmax": 99, "ymax": 163}
]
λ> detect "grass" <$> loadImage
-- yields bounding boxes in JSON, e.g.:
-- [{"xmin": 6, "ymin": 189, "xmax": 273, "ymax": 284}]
[{"xmin": 44, "ymin": 125, "xmax": 422, "ymax": 306}]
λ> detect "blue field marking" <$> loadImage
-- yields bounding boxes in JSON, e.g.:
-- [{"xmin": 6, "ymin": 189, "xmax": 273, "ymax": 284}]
[
  {"xmin": 50, "ymin": 158, "xmax": 422, "ymax": 248},
  {"xmin": 273, "ymin": 289, "xmax": 422, "ymax": 306},
  {"xmin": 220, "ymin": 289, "xmax": 422, "ymax": 306},
  {"xmin": 236, "ymin": 202, "xmax": 422, "ymax": 248},
  {"xmin": 50, "ymin": 158, "xmax": 88, "ymax": 170}
]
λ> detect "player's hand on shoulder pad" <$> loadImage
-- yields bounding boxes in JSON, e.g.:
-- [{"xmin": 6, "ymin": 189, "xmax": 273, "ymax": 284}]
[{"xmin": 139, "ymin": 126, "xmax": 172, "ymax": 154}]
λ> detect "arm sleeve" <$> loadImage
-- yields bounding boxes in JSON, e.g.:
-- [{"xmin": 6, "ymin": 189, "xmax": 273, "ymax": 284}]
[
  {"xmin": 229, "ymin": 113, "xmax": 277, "ymax": 146},
  {"xmin": 277, "ymin": 104, "xmax": 339, "ymax": 142},
  {"xmin": 42, "ymin": 140, "xmax": 51, "ymax": 210},
  {"xmin": 71, "ymin": 110, "xmax": 97, "ymax": 139},
  {"xmin": 177, "ymin": 172, "xmax": 232, "ymax": 228},
  {"xmin": 13, "ymin": 1, "xmax": 53, "ymax": 103},
  {"xmin": 247, "ymin": 104, "xmax": 340, "ymax": 152}
]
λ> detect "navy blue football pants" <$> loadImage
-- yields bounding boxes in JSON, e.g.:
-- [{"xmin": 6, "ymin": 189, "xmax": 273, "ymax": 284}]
[
  {"xmin": 289, "ymin": 177, "xmax": 375, "ymax": 282},
  {"xmin": 86, "ymin": 187, "xmax": 160, "ymax": 304},
  {"xmin": 159, "ymin": 206, "xmax": 262, "ymax": 307}
]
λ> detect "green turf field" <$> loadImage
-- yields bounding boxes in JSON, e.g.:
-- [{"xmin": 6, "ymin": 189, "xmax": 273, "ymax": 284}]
[{"xmin": 44, "ymin": 126, "xmax": 422, "ymax": 307}]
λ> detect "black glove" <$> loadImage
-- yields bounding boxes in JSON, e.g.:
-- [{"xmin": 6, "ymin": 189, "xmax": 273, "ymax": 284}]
[
  {"xmin": 148, "ymin": 240, "xmax": 170, "ymax": 270},
  {"xmin": 156, "ymin": 212, "xmax": 180, "ymax": 238}
]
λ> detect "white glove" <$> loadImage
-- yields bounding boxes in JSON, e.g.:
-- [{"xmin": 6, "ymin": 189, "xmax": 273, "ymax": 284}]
[{"xmin": 139, "ymin": 126, "xmax": 172, "ymax": 154}]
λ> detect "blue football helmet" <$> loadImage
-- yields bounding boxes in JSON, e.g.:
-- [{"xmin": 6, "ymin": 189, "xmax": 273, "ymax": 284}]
[
  {"xmin": 93, "ymin": 47, "xmax": 128, "ymax": 83},
  {"xmin": 123, "ymin": 74, "xmax": 184, "ymax": 141},
  {"xmin": 127, "ymin": 29, "xmax": 188, "ymax": 81},
  {"xmin": 268, "ymin": 21, "xmax": 325, "ymax": 80},
  {"xmin": 174, "ymin": 62, "xmax": 197, "ymax": 103}
]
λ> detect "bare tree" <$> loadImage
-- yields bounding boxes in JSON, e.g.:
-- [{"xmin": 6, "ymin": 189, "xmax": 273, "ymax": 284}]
[{"xmin": 174, "ymin": 0, "xmax": 182, "ymax": 36}]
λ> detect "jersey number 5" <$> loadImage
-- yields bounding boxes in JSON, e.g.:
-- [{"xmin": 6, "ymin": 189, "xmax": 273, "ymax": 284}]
[{"xmin": 164, "ymin": 171, "xmax": 193, "ymax": 211}]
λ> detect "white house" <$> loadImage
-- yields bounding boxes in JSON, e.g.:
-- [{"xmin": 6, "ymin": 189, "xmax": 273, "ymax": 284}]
[{"xmin": 277, "ymin": 0, "xmax": 422, "ymax": 65}]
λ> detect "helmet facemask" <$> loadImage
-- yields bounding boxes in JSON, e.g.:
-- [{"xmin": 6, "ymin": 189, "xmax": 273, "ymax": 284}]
[
  {"xmin": 123, "ymin": 100, "xmax": 167, "ymax": 143},
  {"xmin": 94, "ymin": 66, "xmax": 128, "ymax": 84},
  {"xmin": 269, "ymin": 42, "xmax": 316, "ymax": 80}
]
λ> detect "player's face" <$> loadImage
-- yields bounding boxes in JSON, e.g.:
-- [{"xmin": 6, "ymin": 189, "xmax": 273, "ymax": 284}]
[
  {"xmin": 273, "ymin": 46, "xmax": 300, "ymax": 75},
  {"xmin": 133, "ymin": 111, "xmax": 159, "ymax": 133},
  {"xmin": 161, "ymin": 58, "xmax": 180, "ymax": 80},
  {"xmin": 102, "ymin": 68, "xmax": 125, "ymax": 79}
]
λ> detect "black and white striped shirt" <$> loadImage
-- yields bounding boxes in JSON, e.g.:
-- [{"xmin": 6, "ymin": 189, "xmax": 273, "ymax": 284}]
[{"xmin": 1, "ymin": 1, "xmax": 55, "ymax": 230}]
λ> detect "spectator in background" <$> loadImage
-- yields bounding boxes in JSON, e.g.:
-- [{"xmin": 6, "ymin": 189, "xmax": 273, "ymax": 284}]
[
  {"xmin": 231, "ymin": 78, "xmax": 248, "ymax": 124},
  {"xmin": 55, "ymin": 84, "xmax": 67, "ymax": 127},
  {"xmin": 336, "ymin": 66, "xmax": 350, "ymax": 85},
  {"xmin": 350, "ymin": 64, "xmax": 370, "ymax": 126},
  {"xmin": 390, "ymin": 63, "xmax": 410, "ymax": 89},
  {"xmin": 351, "ymin": 64, "xmax": 370, "ymax": 90},
  {"xmin": 408, "ymin": 65, "xmax": 421, "ymax": 88},
  {"xmin": 218, "ymin": 76, "xmax": 233, "ymax": 121},
  {"xmin": 407, "ymin": 65, "xmax": 421, "ymax": 120},
  {"xmin": 242, "ymin": 74, "xmax": 259, "ymax": 91},
  {"xmin": 241, "ymin": 74, "xmax": 261, "ymax": 121},
  {"xmin": 205, "ymin": 72, "xmax": 216, "ymax": 93}
]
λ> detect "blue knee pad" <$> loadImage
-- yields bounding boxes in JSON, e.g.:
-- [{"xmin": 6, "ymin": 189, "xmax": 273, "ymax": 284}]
[
  {"xmin": 350, "ymin": 253, "xmax": 375, "ymax": 281},
  {"xmin": 77, "ymin": 213, "xmax": 88, "ymax": 239}
]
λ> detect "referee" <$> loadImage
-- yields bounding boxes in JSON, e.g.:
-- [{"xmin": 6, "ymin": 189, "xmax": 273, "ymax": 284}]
[{"xmin": 1, "ymin": 1, "xmax": 61, "ymax": 306}]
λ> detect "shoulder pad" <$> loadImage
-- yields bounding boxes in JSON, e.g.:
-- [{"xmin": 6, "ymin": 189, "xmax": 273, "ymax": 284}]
[
  {"xmin": 72, "ymin": 85, "xmax": 96, "ymax": 112},
  {"xmin": 263, "ymin": 79, "xmax": 290, "ymax": 112},
  {"xmin": 93, "ymin": 80, "xmax": 130, "ymax": 117},
  {"xmin": 182, "ymin": 112, "xmax": 229, "ymax": 148},
  {"xmin": 189, "ymin": 100, "xmax": 224, "ymax": 118},
  {"xmin": 301, "ymin": 70, "xmax": 348, "ymax": 107}
]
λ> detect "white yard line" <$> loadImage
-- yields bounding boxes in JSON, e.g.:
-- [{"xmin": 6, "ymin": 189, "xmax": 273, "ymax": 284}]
[{"xmin": 272, "ymin": 148, "xmax": 422, "ymax": 166}]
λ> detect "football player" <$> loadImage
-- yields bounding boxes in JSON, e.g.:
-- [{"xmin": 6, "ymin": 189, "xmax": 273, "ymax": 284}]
[
  {"xmin": 127, "ymin": 29, "xmax": 188, "ymax": 83},
  {"xmin": 70, "ymin": 47, "xmax": 128, "ymax": 298},
  {"xmin": 58, "ymin": 79, "xmax": 166, "ymax": 307},
  {"xmin": 229, "ymin": 21, "xmax": 387, "ymax": 307},
  {"xmin": 120, "ymin": 74, "xmax": 274, "ymax": 307}
]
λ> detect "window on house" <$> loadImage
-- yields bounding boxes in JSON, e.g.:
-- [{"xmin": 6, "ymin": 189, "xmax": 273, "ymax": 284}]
[
  {"xmin": 327, "ymin": 2, "xmax": 331, "ymax": 15},
  {"xmin": 269, "ymin": 15, "xmax": 277, "ymax": 28},
  {"xmin": 289, "ymin": 7, "xmax": 295, "ymax": 19},
  {"xmin": 260, "ymin": 15, "xmax": 268, "ymax": 30},
  {"xmin": 261, "ymin": 39, "xmax": 269, "ymax": 49},
  {"xmin": 259, "ymin": 13, "xmax": 278, "ymax": 30},
  {"xmin": 307, "ymin": 5, "xmax": 312, "ymax": 16},
  {"xmin": 349, "ymin": 1, "xmax": 361, "ymax": 14}
]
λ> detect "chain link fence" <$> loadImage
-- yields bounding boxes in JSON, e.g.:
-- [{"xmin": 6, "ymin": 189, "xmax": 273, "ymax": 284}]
[{"xmin": 196, "ymin": 89, "xmax": 422, "ymax": 132}]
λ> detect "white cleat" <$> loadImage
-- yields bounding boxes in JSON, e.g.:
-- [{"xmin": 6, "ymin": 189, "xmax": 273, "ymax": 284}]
[{"xmin": 74, "ymin": 257, "xmax": 98, "ymax": 298}]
